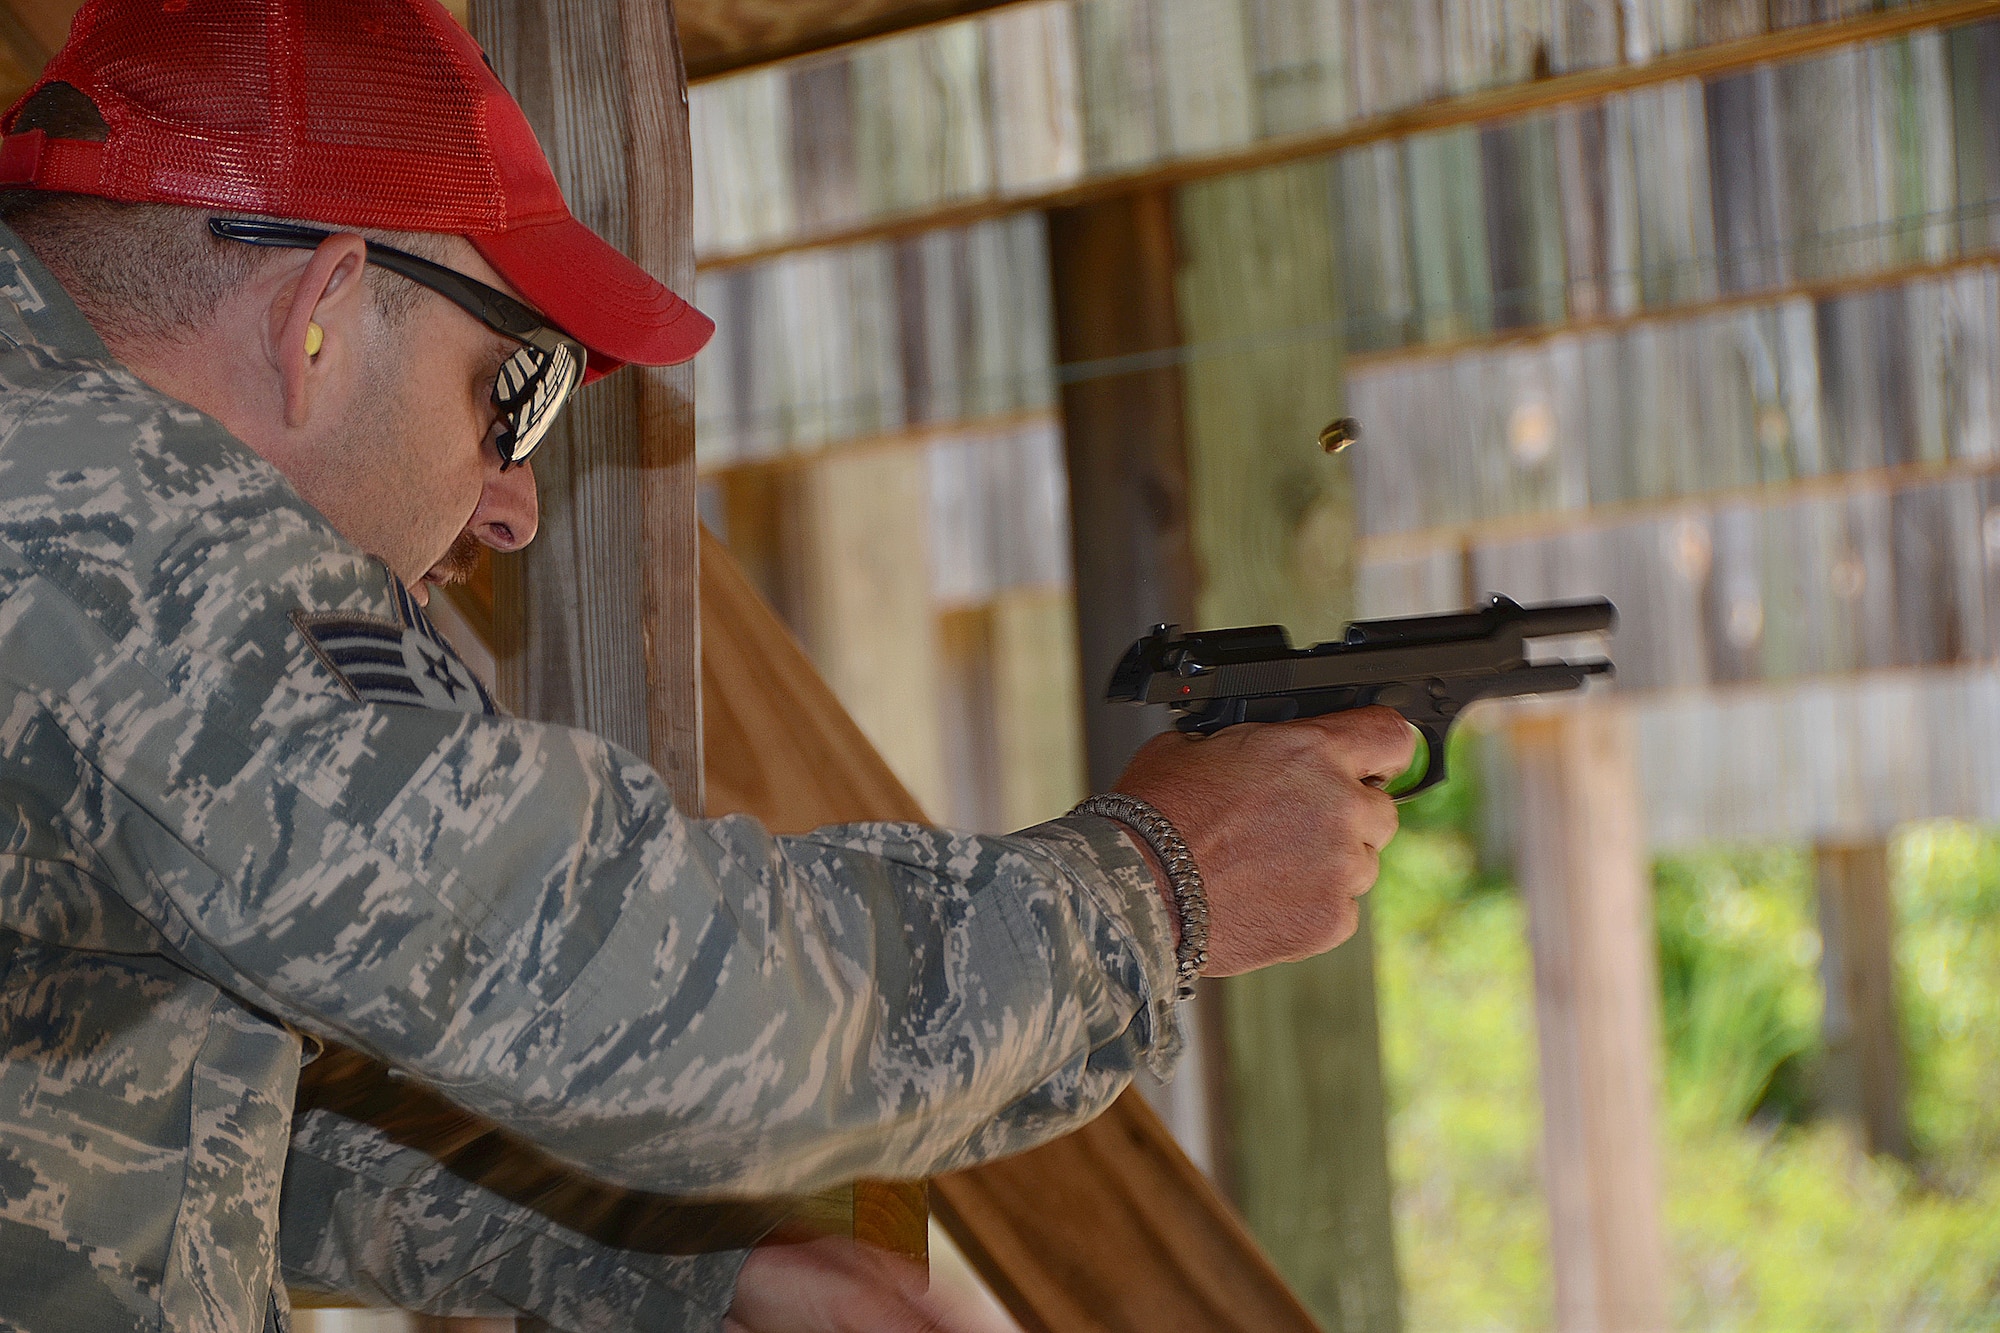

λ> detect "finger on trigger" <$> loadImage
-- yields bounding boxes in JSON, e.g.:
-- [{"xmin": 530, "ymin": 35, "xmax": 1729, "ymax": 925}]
[{"xmin": 1306, "ymin": 705, "xmax": 1419, "ymax": 783}]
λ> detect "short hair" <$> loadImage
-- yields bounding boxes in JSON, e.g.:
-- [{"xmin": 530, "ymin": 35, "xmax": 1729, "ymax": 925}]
[{"xmin": 0, "ymin": 84, "xmax": 455, "ymax": 349}]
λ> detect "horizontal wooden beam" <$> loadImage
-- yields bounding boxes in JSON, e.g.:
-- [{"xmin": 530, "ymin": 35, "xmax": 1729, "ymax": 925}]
[
  {"xmin": 1354, "ymin": 452, "xmax": 2000, "ymax": 563},
  {"xmin": 694, "ymin": 0, "xmax": 2000, "ymax": 271},
  {"xmin": 679, "ymin": 0, "xmax": 1021, "ymax": 81},
  {"xmin": 698, "ymin": 408, "xmax": 1058, "ymax": 482},
  {"xmin": 1346, "ymin": 253, "xmax": 2000, "ymax": 374}
]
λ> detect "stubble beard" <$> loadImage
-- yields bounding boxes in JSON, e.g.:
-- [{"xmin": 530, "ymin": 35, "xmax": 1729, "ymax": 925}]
[{"xmin": 425, "ymin": 527, "xmax": 484, "ymax": 587}]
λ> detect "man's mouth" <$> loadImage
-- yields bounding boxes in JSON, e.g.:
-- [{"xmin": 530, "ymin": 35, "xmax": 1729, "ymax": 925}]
[{"xmin": 423, "ymin": 529, "xmax": 484, "ymax": 590}]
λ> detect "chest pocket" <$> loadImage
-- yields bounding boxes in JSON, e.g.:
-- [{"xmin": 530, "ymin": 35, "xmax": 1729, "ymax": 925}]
[{"xmin": 292, "ymin": 574, "xmax": 497, "ymax": 717}]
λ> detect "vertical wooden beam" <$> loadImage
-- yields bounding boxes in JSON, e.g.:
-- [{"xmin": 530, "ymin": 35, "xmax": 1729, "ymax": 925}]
[
  {"xmin": 1047, "ymin": 188, "xmax": 1197, "ymax": 796},
  {"xmin": 1047, "ymin": 190, "xmax": 1236, "ymax": 1186},
  {"xmin": 1172, "ymin": 160, "xmax": 1401, "ymax": 1333},
  {"xmin": 1814, "ymin": 841, "xmax": 1910, "ymax": 1160},
  {"xmin": 472, "ymin": 0, "xmax": 700, "ymax": 807},
  {"xmin": 1512, "ymin": 705, "xmax": 1668, "ymax": 1333},
  {"xmin": 477, "ymin": 0, "xmax": 931, "ymax": 1272},
  {"xmin": 619, "ymin": 0, "xmax": 706, "ymax": 809},
  {"xmin": 787, "ymin": 447, "xmax": 950, "ymax": 816}
]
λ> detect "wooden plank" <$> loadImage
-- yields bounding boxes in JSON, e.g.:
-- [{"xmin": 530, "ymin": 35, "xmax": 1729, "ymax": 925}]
[
  {"xmin": 1814, "ymin": 841, "xmax": 1911, "ymax": 1159},
  {"xmin": 475, "ymin": 0, "xmax": 923, "ymax": 1272},
  {"xmin": 1347, "ymin": 253, "xmax": 2000, "ymax": 375},
  {"xmin": 1045, "ymin": 187, "xmax": 1233, "ymax": 1186},
  {"xmin": 692, "ymin": 0, "xmax": 2000, "ymax": 269},
  {"xmin": 1046, "ymin": 188, "xmax": 1196, "ymax": 795},
  {"xmin": 989, "ymin": 586, "xmax": 1088, "ymax": 829},
  {"xmin": 678, "ymin": 0, "xmax": 1021, "ymax": 81},
  {"xmin": 617, "ymin": 0, "xmax": 706, "ymax": 807},
  {"xmin": 702, "ymin": 521, "xmax": 930, "ymax": 832},
  {"xmin": 1358, "ymin": 448, "xmax": 2000, "ymax": 564},
  {"xmin": 930, "ymin": 1093, "xmax": 1320, "ymax": 1333},
  {"xmin": 1510, "ymin": 704, "xmax": 1669, "ymax": 1333},
  {"xmin": 475, "ymin": 0, "xmax": 656, "ymax": 759},
  {"xmin": 699, "ymin": 526, "xmax": 1320, "ymax": 1332},
  {"xmin": 1172, "ymin": 160, "xmax": 1400, "ymax": 1333},
  {"xmin": 786, "ymin": 444, "xmax": 952, "ymax": 816},
  {"xmin": 699, "ymin": 406, "xmax": 1058, "ymax": 482}
]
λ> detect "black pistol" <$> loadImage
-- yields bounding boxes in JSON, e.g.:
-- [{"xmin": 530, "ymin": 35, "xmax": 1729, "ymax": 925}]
[{"xmin": 1107, "ymin": 594, "xmax": 1617, "ymax": 801}]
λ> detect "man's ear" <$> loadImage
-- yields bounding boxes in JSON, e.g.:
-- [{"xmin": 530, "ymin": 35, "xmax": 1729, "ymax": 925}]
[{"xmin": 274, "ymin": 233, "xmax": 371, "ymax": 430}]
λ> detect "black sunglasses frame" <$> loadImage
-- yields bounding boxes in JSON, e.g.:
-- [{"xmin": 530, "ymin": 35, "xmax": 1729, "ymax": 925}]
[{"xmin": 206, "ymin": 216, "xmax": 584, "ymax": 468}]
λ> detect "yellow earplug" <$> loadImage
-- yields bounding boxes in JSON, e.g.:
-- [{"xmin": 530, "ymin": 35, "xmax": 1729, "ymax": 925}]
[{"xmin": 304, "ymin": 322, "xmax": 324, "ymax": 357}]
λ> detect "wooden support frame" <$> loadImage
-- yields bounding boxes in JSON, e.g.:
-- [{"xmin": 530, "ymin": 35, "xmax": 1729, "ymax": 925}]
[
  {"xmin": 1511, "ymin": 704, "xmax": 1669, "ymax": 1333},
  {"xmin": 1814, "ymin": 841, "xmax": 1910, "ymax": 1160},
  {"xmin": 261, "ymin": 0, "xmax": 1324, "ymax": 1326},
  {"xmin": 689, "ymin": 0, "xmax": 2000, "ymax": 270},
  {"xmin": 676, "ymin": 0, "xmax": 1024, "ymax": 80}
]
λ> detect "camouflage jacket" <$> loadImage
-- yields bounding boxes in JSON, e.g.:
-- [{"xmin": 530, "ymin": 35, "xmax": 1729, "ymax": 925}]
[{"xmin": 0, "ymin": 223, "xmax": 1183, "ymax": 1332}]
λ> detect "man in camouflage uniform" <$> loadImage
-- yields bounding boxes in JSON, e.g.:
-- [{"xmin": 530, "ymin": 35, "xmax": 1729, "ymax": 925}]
[{"xmin": 0, "ymin": 2, "xmax": 1412, "ymax": 1331}]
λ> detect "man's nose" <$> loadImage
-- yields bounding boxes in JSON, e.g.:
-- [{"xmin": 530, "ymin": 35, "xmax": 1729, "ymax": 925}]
[{"xmin": 473, "ymin": 457, "xmax": 539, "ymax": 552}]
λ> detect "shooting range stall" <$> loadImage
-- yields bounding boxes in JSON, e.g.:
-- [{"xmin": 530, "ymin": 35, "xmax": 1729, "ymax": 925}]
[{"xmin": 2, "ymin": 0, "xmax": 1997, "ymax": 1329}]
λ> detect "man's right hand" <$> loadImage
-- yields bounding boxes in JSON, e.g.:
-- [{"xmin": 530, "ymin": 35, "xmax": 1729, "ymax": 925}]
[{"xmin": 1112, "ymin": 705, "xmax": 1415, "ymax": 975}]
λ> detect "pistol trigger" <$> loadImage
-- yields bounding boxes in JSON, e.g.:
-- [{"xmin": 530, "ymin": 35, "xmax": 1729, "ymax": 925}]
[{"xmin": 1392, "ymin": 724, "xmax": 1451, "ymax": 803}]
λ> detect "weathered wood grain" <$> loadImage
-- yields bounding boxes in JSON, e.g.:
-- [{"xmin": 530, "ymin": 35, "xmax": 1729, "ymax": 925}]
[
  {"xmin": 677, "ymin": 0, "xmax": 1021, "ymax": 81},
  {"xmin": 1511, "ymin": 704, "xmax": 1668, "ymax": 1333},
  {"xmin": 1045, "ymin": 187, "xmax": 1237, "ymax": 1192},
  {"xmin": 700, "ymin": 522, "xmax": 930, "ymax": 832},
  {"xmin": 618, "ymin": 0, "xmax": 706, "ymax": 808},
  {"xmin": 1815, "ymin": 841, "xmax": 1911, "ymax": 1159},
  {"xmin": 692, "ymin": 0, "xmax": 2000, "ymax": 270},
  {"xmin": 930, "ymin": 1092, "xmax": 1321, "ymax": 1333},
  {"xmin": 1172, "ymin": 160, "xmax": 1400, "ymax": 1333},
  {"xmin": 1046, "ymin": 188, "xmax": 1195, "ymax": 796}
]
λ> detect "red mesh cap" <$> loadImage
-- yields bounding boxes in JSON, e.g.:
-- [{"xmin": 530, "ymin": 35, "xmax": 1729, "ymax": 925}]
[{"xmin": 0, "ymin": 0, "xmax": 712, "ymax": 377}]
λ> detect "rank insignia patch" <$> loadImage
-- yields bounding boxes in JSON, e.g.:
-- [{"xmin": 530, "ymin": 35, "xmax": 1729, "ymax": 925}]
[{"xmin": 292, "ymin": 574, "xmax": 498, "ymax": 716}]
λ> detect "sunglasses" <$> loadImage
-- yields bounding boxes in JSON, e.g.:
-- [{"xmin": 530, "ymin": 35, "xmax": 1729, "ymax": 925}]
[{"xmin": 207, "ymin": 217, "xmax": 584, "ymax": 470}]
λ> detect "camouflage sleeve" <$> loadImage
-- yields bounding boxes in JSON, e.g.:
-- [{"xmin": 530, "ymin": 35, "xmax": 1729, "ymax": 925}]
[
  {"xmin": 28, "ymin": 555, "xmax": 1184, "ymax": 1194},
  {"xmin": 280, "ymin": 1107, "xmax": 746, "ymax": 1331}
]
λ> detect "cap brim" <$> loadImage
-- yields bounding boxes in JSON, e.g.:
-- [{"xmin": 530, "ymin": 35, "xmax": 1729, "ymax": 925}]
[{"xmin": 472, "ymin": 216, "xmax": 713, "ymax": 382}]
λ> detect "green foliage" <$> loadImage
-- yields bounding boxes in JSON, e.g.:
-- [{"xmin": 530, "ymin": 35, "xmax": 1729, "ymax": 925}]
[
  {"xmin": 1895, "ymin": 823, "xmax": 2000, "ymax": 1169},
  {"xmin": 1651, "ymin": 847, "xmax": 1822, "ymax": 1126},
  {"xmin": 1375, "ymin": 793, "xmax": 1551, "ymax": 1333},
  {"xmin": 1374, "ymin": 804, "xmax": 2000, "ymax": 1331}
]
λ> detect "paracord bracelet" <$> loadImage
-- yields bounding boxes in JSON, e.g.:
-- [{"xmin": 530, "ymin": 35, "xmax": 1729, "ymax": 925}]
[{"xmin": 1071, "ymin": 793, "xmax": 1209, "ymax": 1002}]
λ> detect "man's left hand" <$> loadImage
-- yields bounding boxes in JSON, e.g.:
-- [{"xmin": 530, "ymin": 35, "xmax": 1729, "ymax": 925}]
[{"xmin": 726, "ymin": 1233, "xmax": 1017, "ymax": 1333}]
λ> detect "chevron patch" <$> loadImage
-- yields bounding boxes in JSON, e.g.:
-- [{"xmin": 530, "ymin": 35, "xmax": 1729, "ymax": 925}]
[{"xmin": 292, "ymin": 576, "xmax": 497, "ymax": 716}]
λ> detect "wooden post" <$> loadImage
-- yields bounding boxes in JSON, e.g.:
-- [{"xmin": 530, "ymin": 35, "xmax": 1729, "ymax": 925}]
[
  {"xmin": 1511, "ymin": 705, "xmax": 1668, "ymax": 1333},
  {"xmin": 292, "ymin": 1, "xmax": 736, "ymax": 1322},
  {"xmin": 1047, "ymin": 188, "xmax": 1197, "ymax": 797},
  {"xmin": 1047, "ymin": 189, "xmax": 1237, "ymax": 1184},
  {"xmin": 1172, "ymin": 160, "xmax": 1401, "ymax": 1333},
  {"xmin": 472, "ymin": 0, "xmax": 700, "ymax": 806},
  {"xmin": 472, "ymin": 0, "xmax": 927, "ymax": 1270},
  {"xmin": 1814, "ymin": 841, "xmax": 1910, "ymax": 1160}
]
